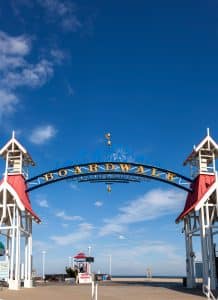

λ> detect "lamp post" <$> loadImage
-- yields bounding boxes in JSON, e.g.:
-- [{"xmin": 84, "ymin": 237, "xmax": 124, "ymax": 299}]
[
  {"xmin": 68, "ymin": 256, "xmax": 72, "ymax": 267},
  {"xmin": 42, "ymin": 250, "xmax": 46, "ymax": 281},
  {"xmin": 88, "ymin": 246, "xmax": 92, "ymax": 273},
  {"xmin": 108, "ymin": 255, "xmax": 112, "ymax": 276}
]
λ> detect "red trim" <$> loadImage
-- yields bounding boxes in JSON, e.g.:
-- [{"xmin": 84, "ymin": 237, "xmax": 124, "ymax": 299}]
[
  {"xmin": 176, "ymin": 174, "xmax": 215, "ymax": 222},
  {"xmin": 6, "ymin": 175, "xmax": 40, "ymax": 223},
  {"xmin": 74, "ymin": 252, "xmax": 86, "ymax": 259}
]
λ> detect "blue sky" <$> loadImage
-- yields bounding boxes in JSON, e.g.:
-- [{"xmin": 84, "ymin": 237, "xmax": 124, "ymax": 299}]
[{"xmin": 0, "ymin": 0, "xmax": 218, "ymax": 276}]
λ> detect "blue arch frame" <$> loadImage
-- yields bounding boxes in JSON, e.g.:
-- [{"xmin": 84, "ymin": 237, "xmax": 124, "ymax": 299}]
[{"xmin": 26, "ymin": 162, "xmax": 193, "ymax": 192}]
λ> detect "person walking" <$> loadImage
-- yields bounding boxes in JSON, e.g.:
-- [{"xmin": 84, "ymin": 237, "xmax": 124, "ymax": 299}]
[{"xmin": 75, "ymin": 268, "xmax": 79, "ymax": 285}]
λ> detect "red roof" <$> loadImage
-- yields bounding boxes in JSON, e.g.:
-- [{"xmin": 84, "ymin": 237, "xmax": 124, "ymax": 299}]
[
  {"xmin": 176, "ymin": 174, "xmax": 215, "ymax": 223},
  {"xmin": 74, "ymin": 252, "xmax": 86, "ymax": 259},
  {"xmin": 4, "ymin": 175, "xmax": 40, "ymax": 223}
]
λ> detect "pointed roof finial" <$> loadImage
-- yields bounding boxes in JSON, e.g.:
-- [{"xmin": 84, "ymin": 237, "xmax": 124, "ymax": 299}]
[
  {"xmin": 207, "ymin": 128, "xmax": 210, "ymax": 136},
  {"xmin": 12, "ymin": 130, "xmax": 15, "ymax": 139}
]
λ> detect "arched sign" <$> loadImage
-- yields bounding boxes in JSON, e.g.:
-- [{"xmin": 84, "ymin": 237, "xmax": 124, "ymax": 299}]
[{"xmin": 26, "ymin": 162, "xmax": 193, "ymax": 192}]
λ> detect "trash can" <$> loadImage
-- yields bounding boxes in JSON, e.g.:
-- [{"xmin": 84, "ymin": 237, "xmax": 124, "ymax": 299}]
[{"xmin": 182, "ymin": 277, "xmax": 187, "ymax": 287}]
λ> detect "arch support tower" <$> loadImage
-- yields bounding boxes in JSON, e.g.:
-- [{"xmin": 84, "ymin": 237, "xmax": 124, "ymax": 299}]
[
  {"xmin": 177, "ymin": 129, "xmax": 218, "ymax": 296},
  {"xmin": 0, "ymin": 132, "xmax": 40, "ymax": 290}
]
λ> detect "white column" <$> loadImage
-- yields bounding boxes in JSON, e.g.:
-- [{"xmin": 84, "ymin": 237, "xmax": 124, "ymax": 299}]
[
  {"xmin": 184, "ymin": 217, "xmax": 195, "ymax": 288},
  {"xmin": 9, "ymin": 207, "xmax": 21, "ymax": 290},
  {"xmin": 24, "ymin": 237, "xmax": 28, "ymax": 281},
  {"xmin": 24, "ymin": 214, "xmax": 28, "ymax": 286},
  {"xmin": 42, "ymin": 250, "xmax": 46, "ymax": 281},
  {"xmin": 88, "ymin": 246, "xmax": 92, "ymax": 274},
  {"xmin": 205, "ymin": 202, "xmax": 217, "ymax": 290},
  {"xmin": 14, "ymin": 208, "xmax": 21, "ymax": 289},
  {"xmin": 6, "ymin": 230, "xmax": 10, "ymax": 263},
  {"xmin": 8, "ymin": 206, "xmax": 16, "ymax": 289},
  {"xmin": 28, "ymin": 219, "xmax": 33, "ymax": 286},
  {"xmin": 199, "ymin": 206, "xmax": 209, "ymax": 288},
  {"xmin": 24, "ymin": 217, "xmax": 33, "ymax": 288}
]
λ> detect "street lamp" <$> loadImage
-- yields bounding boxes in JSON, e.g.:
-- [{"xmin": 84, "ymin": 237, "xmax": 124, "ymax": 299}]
[
  {"xmin": 68, "ymin": 256, "xmax": 72, "ymax": 267},
  {"xmin": 88, "ymin": 246, "xmax": 92, "ymax": 273},
  {"xmin": 108, "ymin": 255, "xmax": 112, "ymax": 276},
  {"xmin": 42, "ymin": 250, "xmax": 46, "ymax": 281}
]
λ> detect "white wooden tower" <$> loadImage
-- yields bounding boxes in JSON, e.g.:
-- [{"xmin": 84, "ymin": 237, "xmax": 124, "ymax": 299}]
[
  {"xmin": 177, "ymin": 129, "xmax": 218, "ymax": 298},
  {"xmin": 0, "ymin": 132, "xmax": 40, "ymax": 290}
]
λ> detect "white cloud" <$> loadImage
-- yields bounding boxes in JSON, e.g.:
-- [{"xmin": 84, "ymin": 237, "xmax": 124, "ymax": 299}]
[
  {"xmin": 70, "ymin": 183, "xmax": 79, "ymax": 191},
  {"xmin": 56, "ymin": 210, "xmax": 83, "ymax": 221},
  {"xmin": 67, "ymin": 83, "xmax": 74, "ymax": 96},
  {"xmin": 118, "ymin": 235, "xmax": 126, "ymax": 240},
  {"xmin": 0, "ymin": 31, "xmax": 55, "ymax": 120},
  {"xmin": 50, "ymin": 222, "xmax": 93, "ymax": 246},
  {"xmin": 61, "ymin": 15, "xmax": 81, "ymax": 32},
  {"xmin": 50, "ymin": 49, "xmax": 66, "ymax": 64},
  {"xmin": 2, "ymin": 59, "xmax": 53, "ymax": 89},
  {"xmin": 61, "ymin": 223, "xmax": 69, "ymax": 228},
  {"xmin": 0, "ymin": 90, "xmax": 18, "ymax": 118},
  {"xmin": 99, "ymin": 223, "xmax": 126, "ymax": 237},
  {"xmin": 37, "ymin": 0, "xmax": 81, "ymax": 32},
  {"xmin": 0, "ymin": 31, "xmax": 29, "ymax": 119},
  {"xmin": 37, "ymin": 199, "xmax": 49, "ymax": 208},
  {"xmin": 0, "ymin": 31, "xmax": 30, "ymax": 56},
  {"xmin": 94, "ymin": 239, "xmax": 185, "ymax": 276},
  {"xmin": 94, "ymin": 201, "xmax": 103, "ymax": 207},
  {"xmin": 110, "ymin": 148, "xmax": 135, "ymax": 162},
  {"xmin": 99, "ymin": 188, "xmax": 185, "ymax": 236},
  {"xmin": 29, "ymin": 125, "xmax": 57, "ymax": 144},
  {"xmin": 32, "ymin": 240, "xmax": 53, "ymax": 253},
  {"xmin": 0, "ymin": 54, "xmax": 25, "ymax": 71}
]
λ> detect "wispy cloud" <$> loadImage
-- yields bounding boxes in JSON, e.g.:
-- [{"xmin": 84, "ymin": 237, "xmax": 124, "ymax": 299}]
[
  {"xmin": 118, "ymin": 235, "xmax": 126, "ymax": 240},
  {"xmin": 94, "ymin": 239, "xmax": 184, "ymax": 276},
  {"xmin": 110, "ymin": 240, "xmax": 182, "ymax": 263},
  {"xmin": 0, "ymin": 90, "xmax": 18, "ymax": 119},
  {"xmin": 0, "ymin": 31, "xmax": 53, "ymax": 90},
  {"xmin": 2, "ymin": 59, "xmax": 53, "ymax": 89},
  {"xmin": 67, "ymin": 82, "xmax": 74, "ymax": 96},
  {"xmin": 50, "ymin": 223, "xmax": 93, "ymax": 245},
  {"xmin": 99, "ymin": 188, "xmax": 185, "ymax": 236},
  {"xmin": 110, "ymin": 148, "xmax": 135, "ymax": 162},
  {"xmin": 32, "ymin": 240, "xmax": 53, "ymax": 253},
  {"xmin": 29, "ymin": 125, "xmax": 57, "ymax": 144},
  {"xmin": 37, "ymin": 199, "xmax": 49, "ymax": 208},
  {"xmin": 0, "ymin": 31, "xmax": 29, "ymax": 119},
  {"xmin": 0, "ymin": 31, "xmax": 55, "ymax": 121},
  {"xmin": 70, "ymin": 183, "xmax": 79, "ymax": 191},
  {"xmin": 37, "ymin": 0, "xmax": 81, "ymax": 32},
  {"xmin": 56, "ymin": 210, "xmax": 83, "ymax": 221},
  {"xmin": 0, "ymin": 31, "xmax": 30, "ymax": 56},
  {"xmin": 50, "ymin": 48, "xmax": 66, "ymax": 64},
  {"xmin": 94, "ymin": 201, "xmax": 103, "ymax": 207},
  {"xmin": 61, "ymin": 223, "xmax": 69, "ymax": 228},
  {"xmin": 100, "ymin": 223, "xmax": 125, "ymax": 237}
]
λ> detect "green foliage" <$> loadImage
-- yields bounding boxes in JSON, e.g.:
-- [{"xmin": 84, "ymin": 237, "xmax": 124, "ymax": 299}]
[{"xmin": 65, "ymin": 267, "xmax": 77, "ymax": 278}]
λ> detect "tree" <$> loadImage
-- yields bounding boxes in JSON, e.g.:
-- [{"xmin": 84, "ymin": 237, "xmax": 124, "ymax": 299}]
[{"xmin": 65, "ymin": 267, "xmax": 76, "ymax": 278}]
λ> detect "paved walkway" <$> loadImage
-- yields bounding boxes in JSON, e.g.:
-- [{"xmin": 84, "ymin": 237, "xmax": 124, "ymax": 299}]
[{"xmin": 0, "ymin": 282, "xmax": 206, "ymax": 300}]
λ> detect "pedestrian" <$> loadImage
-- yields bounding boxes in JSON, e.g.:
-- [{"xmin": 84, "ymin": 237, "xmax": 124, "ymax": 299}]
[{"xmin": 75, "ymin": 268, "xmax": 79, "ymax": 285}]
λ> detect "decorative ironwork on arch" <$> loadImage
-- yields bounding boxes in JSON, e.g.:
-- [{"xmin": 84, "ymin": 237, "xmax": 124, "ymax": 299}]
[{"xmin": 26, "ymin": 162, "xmax": 193, "ymax": 192}]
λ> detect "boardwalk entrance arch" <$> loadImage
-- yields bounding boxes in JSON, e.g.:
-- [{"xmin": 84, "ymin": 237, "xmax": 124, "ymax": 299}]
[
  {"xmin": 0, "ymin": 131, "xmax": 218, "ymax": 299},
  {"xmin": 26, "ymin": 162, "xmax": 192, "ymax": 192}
]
